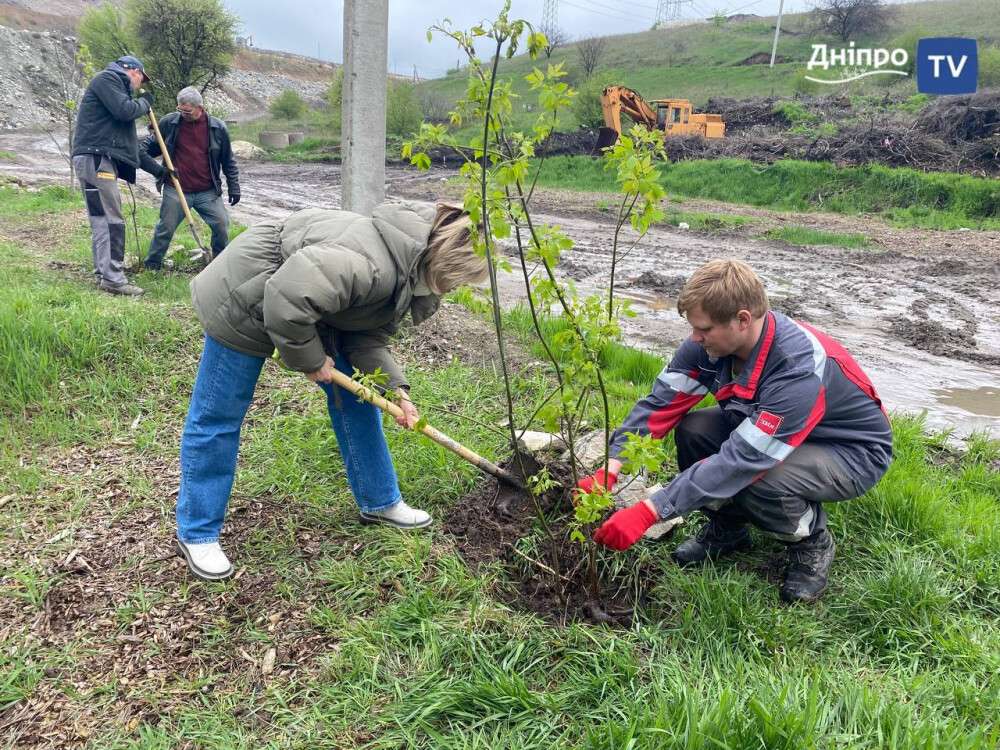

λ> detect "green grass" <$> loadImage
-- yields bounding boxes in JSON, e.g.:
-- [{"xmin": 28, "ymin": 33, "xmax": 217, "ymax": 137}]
[
  {"xmin": 1, "ymin": 185, "xmax": 999, "ymax": 748},
  {"xmin": 765, "ymin": 225, "xmax": 870, "ymax": 248},
  {"xmin": 0, "ymin": 150, "xmax": 15, "ymax": 161},
  {"xmin": 534, "ymin": 156, "xmax": 1000, "ymax": 230}
]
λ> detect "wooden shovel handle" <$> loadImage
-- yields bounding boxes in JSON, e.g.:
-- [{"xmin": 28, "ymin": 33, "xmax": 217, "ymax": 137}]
[{"xmin": 326, "ymin": 368, "xmax": 524, "ymax": 490}]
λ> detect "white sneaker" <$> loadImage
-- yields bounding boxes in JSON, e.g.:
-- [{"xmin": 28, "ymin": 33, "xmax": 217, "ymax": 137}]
[
  {"xmin": 176, "ymin": 540, "xmax": 234, "ymax": 581},
  {"xmin": 360, "ymin": 499, "xmax": 432, "ymax": 529}
]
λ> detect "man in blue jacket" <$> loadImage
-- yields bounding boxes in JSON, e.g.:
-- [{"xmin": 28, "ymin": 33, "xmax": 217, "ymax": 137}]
[
  {"xmin": 72, "ymin": 55, "xmax": 165, "ymax": 296},
  {"xmin": 579, "ymin": 259, "xmax": 892, "ymax": 603},
  {"xmin": 142, "ymin": 86, "xmax": 240, "ymax": 270}
]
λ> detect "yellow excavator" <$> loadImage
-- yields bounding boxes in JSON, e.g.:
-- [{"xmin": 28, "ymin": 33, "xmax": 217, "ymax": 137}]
[{"xmin": 596, "ymin": 85, "xmax": 725, "ymax": 150}]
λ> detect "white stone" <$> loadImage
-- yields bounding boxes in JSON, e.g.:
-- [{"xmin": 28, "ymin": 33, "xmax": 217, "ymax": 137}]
[
  {"xmin": 613, "ymin": 480, "xmax": 684, "ymax": 540},
  {"xmin": 515, "ymin": 431, "xmax": 566, "ymax": 453},
  {"xmin": 231, "ymin": 140, "xmax": 266, "ymax": 161},
  {"xmin": 560, "ymin": 429, "xmax": 611, "ymax": 469}
]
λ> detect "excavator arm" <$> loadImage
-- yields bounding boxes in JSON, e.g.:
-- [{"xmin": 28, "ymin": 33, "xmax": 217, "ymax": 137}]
[
  {"xmin": 600, "ymin": 85, "xmax": 658, "ymax": 133},
  {"xmin": 597, "ymin": 85, "xmax": 659, "ymax": 150}
]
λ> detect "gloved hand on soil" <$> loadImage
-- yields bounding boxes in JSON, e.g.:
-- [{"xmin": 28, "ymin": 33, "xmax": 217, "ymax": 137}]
[
  {"xmin": 575, "ymin": 467, "xmax": 619, "ymax": 499},
  {"xmin": 593, "ymin": 500, "xmax": 658, "ymax": 551}
]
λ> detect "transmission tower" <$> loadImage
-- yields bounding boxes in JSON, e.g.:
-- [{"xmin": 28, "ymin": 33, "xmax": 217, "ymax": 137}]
[
  {"xmin": 655, "ymin": 0, "xmax": 692, "ymax": 25},
  {"xmin": 542, "ymin": 0, "xmax": 558, "ymax": 30}
]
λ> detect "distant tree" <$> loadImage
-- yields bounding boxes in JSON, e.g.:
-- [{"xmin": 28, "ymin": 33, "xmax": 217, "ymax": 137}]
[
  {"xmin": 77, "ymin": 2, "xmax": 136, "ymax": 68},
  {"xmin": 810, "ymin": 0, "xmax": 897, "ymax": 42},
  {"xmin": 572, "ymin": 72, "xmax": 618, "ymax": 129},
  {"xmin": 270, "ymin": 89, "xmax": 306, "ymax": 119},
  {"xmin": 577, "ymin": 36, "xmax": 606, "ymax": 78},
  {"xmin": 127, "ymin": 0, "xmax": 238, "ymax": 101},
  {"xmin": 386, "ymin": 80, "xmax": 422, "ymax": 137},
  {"xmin": 540, "ymin": 24, "xmax": 569, "ymax": 59},
  {"xmin": 45, "ymin": 40, "xmax": 96, "ymax": 185},
  {"xmin": 326, "ymin": 68, "xmax": 343, "ymax": 111},
  {"xmin": 417, "ymin": 90, "xmax": 452, "ymax": 124},
  {"xmin": 980, "ymin": 46, "xmax": 1000, "ymax": 88}
]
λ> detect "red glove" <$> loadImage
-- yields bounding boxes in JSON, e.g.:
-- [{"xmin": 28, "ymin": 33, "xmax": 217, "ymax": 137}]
[
  {"xmin": 594, "ymin": 501, "xmax": 658, "ymax": 551},
  {"xmin": 576, "ymin": 468, "xmax": 618, "ymax": 495}
]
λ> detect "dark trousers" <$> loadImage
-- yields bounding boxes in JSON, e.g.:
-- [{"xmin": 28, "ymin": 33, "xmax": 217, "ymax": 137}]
[
  {"xmin": 674, "ymin": 407, "xmax": 862, "ymax": 542},
  {"xmin": 146, "ymin": 185, "xmax": 230, "ymax": 268}
]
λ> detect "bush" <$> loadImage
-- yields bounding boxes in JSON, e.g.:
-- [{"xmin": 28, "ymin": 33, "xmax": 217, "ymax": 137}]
[
  {"xmin": 270, "ymin": 89, "xmax": 306, "ymax": 120},
  {"xmin": 980, "ymin": 46, "xmax": 1000, "ymax": 89},
  {"xmin": 773, "ymin": 100, "xmax": 816, "ymax": 126},
  {"xmin": 572, "ymin": 72, "xmax": 619, "ymax": 129},
  {"xmin": 386, "ymin": 81, "xmax": 422, "ymax": 137},
  {"xmin": 890, "ymin": 28, "xmax": 926, "ymax": 77},
  {"xmin": 326, "ymin": 69, "xmax": 343, "ymax": 112},
  {"xmin": 791, "ymin": 70, "xmax": 821, "ymax": 96}
]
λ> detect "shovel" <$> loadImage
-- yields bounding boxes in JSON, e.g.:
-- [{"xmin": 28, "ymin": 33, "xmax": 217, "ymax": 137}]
[
  {"xmin": 146, "ymin": 102, "xmax": 213, "ymax": 265},
  {"xmin": 326, "ymin": 368, "xmax": 525, "ymax": 491}
]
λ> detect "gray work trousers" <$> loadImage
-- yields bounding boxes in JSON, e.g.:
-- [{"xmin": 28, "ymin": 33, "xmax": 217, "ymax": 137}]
[
  {"xmin": 675, "ymin": 407, "xmax": 864, "ymax": 542},
  {"xmin": 73, "ymin": 154, "xmax": 127, "ymax": 287}
]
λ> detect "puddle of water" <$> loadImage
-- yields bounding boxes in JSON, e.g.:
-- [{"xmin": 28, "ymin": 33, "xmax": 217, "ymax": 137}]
[
  {"xmin": 934, "ymin": 387, "xmax": 1000, "ymax": 417},
  {"xmin": 621, "ymin": 291, "xmax": 676, "ymax": 312}
]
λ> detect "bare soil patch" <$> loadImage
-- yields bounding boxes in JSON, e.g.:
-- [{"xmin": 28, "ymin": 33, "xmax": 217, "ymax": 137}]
[{"xmin": 443, "ymin": 452, "xmax": 664, "ymax": 627}]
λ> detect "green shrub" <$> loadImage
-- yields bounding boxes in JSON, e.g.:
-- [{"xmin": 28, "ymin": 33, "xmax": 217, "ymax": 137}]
[
  {"xmin": 898, "ymin": 93, "xmax": 931, "ymax": 114},
  {"xmin": 326, "ymin": 68, "xmax": 343, "ymax": 112},
  {"xmin": 571, "ymin": 71, "xmax": 619, "ymax": 129},
  {"xmin": 386, "ymin": 81, "xmax": 423, "ymax": 137},
  {"xmin": 889, "ymin": 28, "xmax": 927, "ymax": 76},
  {"xmin": 269, "ymin": 89, "xmax": 306, "ymax": 120},
  {"xmin": 980, "ymin": 46, "xmax": 1000, "ymax": 89},
  {"xmin": 773, "ymin": 100, "xmax": 816, "ymax": 126},
  {"xmin": 791, "ymin": 70, "xmax": 821, "ymax": 96}
]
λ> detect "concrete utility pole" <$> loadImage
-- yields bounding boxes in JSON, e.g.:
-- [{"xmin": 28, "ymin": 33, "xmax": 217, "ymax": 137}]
[
  {"xmin": 342, "ymin": 0, "xmax": 389, "ymax": 214},
  {"xmin": 769, "ymin": 0, "xmax": 785, "ymax": 68}
]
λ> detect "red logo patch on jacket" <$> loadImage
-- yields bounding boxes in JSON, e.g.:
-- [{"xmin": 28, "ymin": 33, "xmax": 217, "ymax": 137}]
[{"xmin": 755, "ymin": 411, "xmax": 783, "ymax": 435}]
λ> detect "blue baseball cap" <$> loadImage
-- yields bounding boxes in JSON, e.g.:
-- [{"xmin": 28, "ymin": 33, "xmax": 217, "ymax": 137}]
[{"xmin": 116, "ymin": 55, "xmax": 150, "ymax": 82}]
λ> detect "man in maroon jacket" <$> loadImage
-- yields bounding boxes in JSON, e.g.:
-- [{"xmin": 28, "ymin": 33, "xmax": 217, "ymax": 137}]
[
  {"xmin": 142, "ymin": 86, "xmax": 240, "ymax": 269},
  {"xmin": 579, "ymin": 260, "xmax": 893, "ymax": 603}
]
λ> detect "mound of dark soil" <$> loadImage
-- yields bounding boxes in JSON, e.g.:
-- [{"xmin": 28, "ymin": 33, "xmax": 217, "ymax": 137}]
[
  {"xmin": 443, "ymin": 452, "xmax": 663, "ymax": 626},
  {"xmin": 626, "ymin": 271, "xmax": 687, "ymax": 296}
]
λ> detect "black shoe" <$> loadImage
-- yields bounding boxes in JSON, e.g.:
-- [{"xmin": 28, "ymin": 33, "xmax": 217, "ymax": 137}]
[
  {"xmin": 143, "ymin": 261, "xmax": 162, "ymax": 271},
  {"xmin": 780, "ymin": 529, "xmax": 836, "ymax": 604},
  {"xmin": 671, "ymin": 518, "xmax": 752, "ymax": 567}
]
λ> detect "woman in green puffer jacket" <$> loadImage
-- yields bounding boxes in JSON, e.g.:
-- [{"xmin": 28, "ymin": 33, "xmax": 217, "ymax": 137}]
[{"xmin": 174, "ymin": 201, "xmax": 488, "ymax": 581}]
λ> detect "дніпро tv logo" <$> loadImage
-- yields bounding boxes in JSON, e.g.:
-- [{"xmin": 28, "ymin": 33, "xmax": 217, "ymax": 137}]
[
  {"xmin": 806, "ymin": 37, "xmax": 978, "ymax": 94},
  {"xmin": 916, "ymin": 38, "xmax": 978, "ymax": 94}
]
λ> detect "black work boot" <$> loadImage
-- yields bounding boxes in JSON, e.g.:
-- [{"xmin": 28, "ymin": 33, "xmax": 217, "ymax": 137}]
[
  {"xmin": 780, "ymin": 529, "xmax": 836, "ymax": 604},
  {"xmin": 671, "ymin": 517, "xmax": 752, "ymax": 568}
]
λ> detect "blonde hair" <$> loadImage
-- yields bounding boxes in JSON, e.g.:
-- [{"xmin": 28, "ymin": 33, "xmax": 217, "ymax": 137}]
[
  {"xmin": 422, "ymin": 204, "xmax": 488, "ymax": 294},
  {"xmin": 676, "ymin": 259, "xmax": 769, "ymax": 323}
]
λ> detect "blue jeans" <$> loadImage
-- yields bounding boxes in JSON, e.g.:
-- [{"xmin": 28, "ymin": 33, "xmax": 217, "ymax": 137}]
[
  {"xmin": 146, "ymin": 186, "xmax": 230, "ymax": 268},
  {"xmin": 176, "ymin": 336, "xmax": 402, "ymax": 543}
]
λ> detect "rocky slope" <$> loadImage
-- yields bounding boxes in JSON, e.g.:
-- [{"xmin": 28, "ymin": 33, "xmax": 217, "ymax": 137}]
[{"xmin": 0, "ymin": 17, "xmax": 332, "ymax": 130}]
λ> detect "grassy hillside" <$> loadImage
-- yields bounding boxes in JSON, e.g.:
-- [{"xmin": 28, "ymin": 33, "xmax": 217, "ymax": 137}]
[{"xmin": 417, "ymin": 0, "xmax": 999, "ymax": 123}]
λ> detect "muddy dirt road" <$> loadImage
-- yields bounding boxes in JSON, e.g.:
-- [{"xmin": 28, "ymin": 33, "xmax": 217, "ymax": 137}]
[{"xmin": 2, "ymin": 131, "xmax": 998, "ymax": 440}]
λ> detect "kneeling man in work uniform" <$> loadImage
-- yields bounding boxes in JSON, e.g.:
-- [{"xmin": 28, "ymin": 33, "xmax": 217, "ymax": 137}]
[{"xmin": 580, "ymin": 259, "xmax": 892, "ymax": 603}]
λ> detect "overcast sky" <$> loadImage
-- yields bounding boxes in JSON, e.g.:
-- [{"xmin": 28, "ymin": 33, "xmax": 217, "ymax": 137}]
[{"xmin": 221, "ymin": 0, "xmax": 837, "ymax": 79}]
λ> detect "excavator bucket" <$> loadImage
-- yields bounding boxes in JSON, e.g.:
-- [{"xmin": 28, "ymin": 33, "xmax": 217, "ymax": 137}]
[{"xmin": 595, "ymin": 127, "xmax": 619, "ymax": 153}]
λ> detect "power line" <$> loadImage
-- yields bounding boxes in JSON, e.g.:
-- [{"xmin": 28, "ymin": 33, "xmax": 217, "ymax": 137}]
[{"xmin": 560, "ymin": 0, "xmax": 644, "ymax": 23}]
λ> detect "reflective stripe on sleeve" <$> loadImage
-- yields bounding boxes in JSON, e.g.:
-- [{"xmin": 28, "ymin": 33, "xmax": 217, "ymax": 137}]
[
  {"xmin": 658, "ymin": 369, "xmax": 708, "ymax": 396},
  {"xmin": 735, "ymin": 418, "xmax": 794, "ymax": 461}
]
